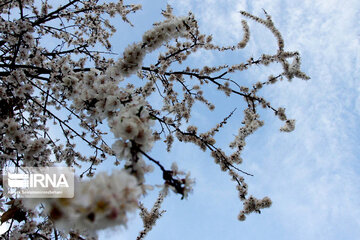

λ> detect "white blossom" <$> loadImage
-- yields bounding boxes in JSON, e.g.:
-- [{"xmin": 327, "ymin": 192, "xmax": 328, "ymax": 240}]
[
  {"xmin": 0, "ymin": 1, "xmax": 309, "ymax": 238},
  {"xmin": 23, "ymin": 170, "xmax": 141, "ymax": 235}
]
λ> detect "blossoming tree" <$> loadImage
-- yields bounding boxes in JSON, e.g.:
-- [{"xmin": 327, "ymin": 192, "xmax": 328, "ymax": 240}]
[{"xmin": 0, "ymin": 0, "xmax": 309, "ymax": 239}]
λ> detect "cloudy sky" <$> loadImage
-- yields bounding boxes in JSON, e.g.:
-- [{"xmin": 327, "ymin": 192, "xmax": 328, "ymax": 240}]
[
  {"xmin": 2, "ymin": 0, "xmax": 355, "ymax": 238},
  {"xmin": 96, "ymin": 0, "xmax": 360, "ymax": 239},
  {"xmin": 0, "ymin": 0, "xmax": 358, "ymax": 239}
]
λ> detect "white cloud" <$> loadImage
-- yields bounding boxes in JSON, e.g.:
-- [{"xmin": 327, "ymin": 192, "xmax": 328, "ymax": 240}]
[{"xmin": 167, "ymin": 0, "xmax": 360, "ymax": 239}]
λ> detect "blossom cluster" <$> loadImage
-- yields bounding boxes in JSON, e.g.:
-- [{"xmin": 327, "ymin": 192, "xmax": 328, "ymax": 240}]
[
  {"xmin": 114, "ymin": 14, "xmax": 196, "ymax": 77},
  {"xmin": 0, "ymin": 118, "xmax": 51, "ymax": 167},
  {"xmin": 230, "ymin": 108, "xmax": 264, "ymax": 152},
  {"xmin": 23, "ymin": 170, "xmax": 141, "ymax": 235},
  {"xmin": 238, "ymin": 196, "xmax": 272, "ymax": 221},
  {"xmin": 137, "ymin": 189, "xmax": 167, "ymax": 240}
]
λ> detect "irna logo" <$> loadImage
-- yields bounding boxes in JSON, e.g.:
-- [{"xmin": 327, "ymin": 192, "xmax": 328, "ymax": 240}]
[
  {"xmin": 7, "ymin": 172, "xmax": 69, "ymax": 188},
  {"xmin": 3, "ymin": 167, "xmax": 74, "ymax": 198}
]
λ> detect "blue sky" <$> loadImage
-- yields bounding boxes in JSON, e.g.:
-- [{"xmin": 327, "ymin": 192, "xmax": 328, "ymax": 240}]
[
  {"xmin": 2, "ymin": 0, "xmax": 358, "ymax": 239},
  {"xmin": 96, "ymin": 0, "xmax": 360, "ymax": 239}
]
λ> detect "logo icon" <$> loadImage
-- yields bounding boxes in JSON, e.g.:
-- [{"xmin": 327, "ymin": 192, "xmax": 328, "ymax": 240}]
[{"xmin": 7, "ymin": 173, "xmax": 30, "ymax": 188}]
